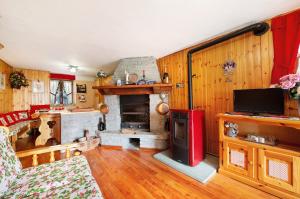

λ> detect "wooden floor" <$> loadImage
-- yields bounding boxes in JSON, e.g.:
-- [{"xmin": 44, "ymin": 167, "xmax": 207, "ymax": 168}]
[
  {"xmin": 19, "ymin": 147, "xmax": 278, "ymax": 199},
  {"xmin": 80, "ymin": 147, "xmax": 277, "ymax": 199}
]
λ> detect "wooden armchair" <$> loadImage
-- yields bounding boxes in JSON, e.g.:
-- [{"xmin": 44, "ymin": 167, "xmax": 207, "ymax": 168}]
[
  {"xmin": 16, "ymin": 142, "xmax": 80, "ymax": 167},
  {"xmin": 1, "ymin": 125, "xmax": 80, "ymax": 166},
  {"xmin": 0, "ymin": 126, "xmax": 103, "ymax": 198}
]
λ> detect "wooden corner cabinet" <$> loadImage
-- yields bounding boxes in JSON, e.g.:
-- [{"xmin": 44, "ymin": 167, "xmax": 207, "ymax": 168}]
[
  {"xmin": 218, "ymin": 113, "xmax": 300, "ymax": 199},
  {"xmin": 35, "ymin": 113, "xmax": 61, "ymax": 146}
]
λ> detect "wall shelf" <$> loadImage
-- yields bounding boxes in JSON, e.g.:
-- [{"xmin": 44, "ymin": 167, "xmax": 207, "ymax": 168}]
[
  {"xmin": 217, "ymin": 113, "xmax": 300, "ymax": 130},
  {"xmin": 92, "ymin": 83, "xmax": 172, "ymax": 95}
]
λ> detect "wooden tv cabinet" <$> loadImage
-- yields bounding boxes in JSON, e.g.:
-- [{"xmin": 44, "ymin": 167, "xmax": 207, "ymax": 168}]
[{"xmin": 218, "ymin": 113, "xmax": 300, "ymax": 199}]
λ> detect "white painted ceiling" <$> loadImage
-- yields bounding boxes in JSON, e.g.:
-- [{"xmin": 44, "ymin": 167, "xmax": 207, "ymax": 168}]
[{"xmin": 0, "ymin": 0, "xmax": 299, "ymax": 77}]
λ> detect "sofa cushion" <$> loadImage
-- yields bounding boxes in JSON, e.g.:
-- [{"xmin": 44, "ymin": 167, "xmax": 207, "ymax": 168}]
[
  {"xmin": 4, "ymin": 114, "xmax": 16, "ymax": 126},
  {"xmin": 39, "ymin": 175, "xmax": 103, "ymax": 199},
  {"xmin": 0, "ymin": 127, "xmax": 22, "ymax": 196},
  {"xmin": 15, "ymin": 110, "xmax": 30, "ymax": 122},
  {"xmin": 12, "ymin": 112, "xmax": 20, "ymax": 122},
  {"xmin": 30, "ymin": 104, "xmax": 50, "ymax": 115},
  {"xmin": 0, "ymin": 114, "xmax": 8, "ymax": 126},
  {"xmin": 4, "ymin": 156, "xmax": 95, "ymax": 198}
]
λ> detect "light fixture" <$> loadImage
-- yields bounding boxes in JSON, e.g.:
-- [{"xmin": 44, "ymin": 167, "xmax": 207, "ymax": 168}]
[
  {"xmin": 0, "ymin": 43, "xmax": 4, "ymax": 50},
  {"xmin": 69, "ymin": 65, "xmax": 79, "ymax": 73}
]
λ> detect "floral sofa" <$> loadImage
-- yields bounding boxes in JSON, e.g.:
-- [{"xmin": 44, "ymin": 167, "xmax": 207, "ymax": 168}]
[
  {"xmin": 0, "ymin": 105, "xmax": 52, "ymax": 150},
  {"xmin": 0, "ymin": 127, "xmax": 103, "ymax": 199}
]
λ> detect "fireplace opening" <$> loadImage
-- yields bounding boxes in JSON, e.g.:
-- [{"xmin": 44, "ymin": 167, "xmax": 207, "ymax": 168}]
[
  {"xmin": 129, "ymin": 138, "xmax": 140, "ymax": 149},
  {"xmin": 120, "ymin": 94, "xmax": 150, "ymax": 132}
]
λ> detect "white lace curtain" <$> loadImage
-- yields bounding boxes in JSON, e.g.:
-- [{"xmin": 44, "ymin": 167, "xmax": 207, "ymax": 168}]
[{"xmin": 50, "ymin": 80, "xmax": 73, "ymax": 105}]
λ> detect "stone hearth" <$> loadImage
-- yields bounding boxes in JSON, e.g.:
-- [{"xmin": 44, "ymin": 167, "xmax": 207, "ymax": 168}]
[
  {"xmin": 98, "ymin": 94, "xmax": 169, "ymax": 149},
  {"xmin": 97, "ymin": 57, "xmax": 169, "ymax": 150}
]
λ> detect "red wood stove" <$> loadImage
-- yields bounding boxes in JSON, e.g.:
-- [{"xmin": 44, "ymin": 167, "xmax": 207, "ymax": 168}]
[{"xmin": 170, "ymin": 109, "xmax": 205, "ymax": 166}]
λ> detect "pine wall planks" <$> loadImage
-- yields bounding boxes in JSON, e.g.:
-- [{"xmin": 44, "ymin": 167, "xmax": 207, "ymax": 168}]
[
  {"xmin": 0, "ymin": 59, "xmax": 13, "ymax": 113},
  {"xmin": 157, "ymin": 50, "xmax": 189, "ymax": 109},
  {"xmin": 12, "ymin": 68, "xmax": 50, "ymax": 111},
  {"xmin": 158, "ymin": 21, "xmax": 298, "ymax": 155},
  {"xmin": 0, "ymin": 60, "xmax": 101, "ymax": 111}
]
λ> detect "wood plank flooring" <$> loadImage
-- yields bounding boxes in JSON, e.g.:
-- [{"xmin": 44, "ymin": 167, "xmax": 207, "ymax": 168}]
[
  {"xmin": 19, "ymin": 147, "xmax": 277, "ymax": 198},
  {"xmin": 82, "ymin": 147, "xmax": 277, "ymax": 199}
]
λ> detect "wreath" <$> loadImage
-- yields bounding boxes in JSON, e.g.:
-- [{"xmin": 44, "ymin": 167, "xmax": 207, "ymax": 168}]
[{"xmin": 9, "ymin": 71, "xmax": 29, "ymax": 89}]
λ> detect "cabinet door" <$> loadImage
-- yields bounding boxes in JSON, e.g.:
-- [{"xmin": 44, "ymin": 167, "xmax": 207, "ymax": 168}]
[
  {"xmin": 52, "ymin": 115, "xmax": 61, "ymax": 143},
  {"xmin": 36, "ymin": 114, "xmax": 61, "ymax": 145},
  {"xmin": 223, "ymin": 141, "xmax": 257, "ymax": 178},
  {"xmin": 258, "ymin": 149, "xmax": 300, "ymax": 193}
]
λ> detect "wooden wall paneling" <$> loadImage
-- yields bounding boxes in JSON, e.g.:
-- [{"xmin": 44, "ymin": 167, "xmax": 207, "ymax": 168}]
[
  {"xmin": 191, "ymin": 33, "xmax": 271, "ymax": 155},
  {"xmin": 13, "ymin": 68, "xmax": 50, "ymax": 111},
  {"xmin": 157, "ymin": 51, "xmax": 188, "ymax": 109},
  {"xmin": 0, "ymin": 59, "xmax": 13, "ymax": 113},
  {"xmin": 156, "ymin": 20, "xmax": 294, "ymax": 155},
  {"xmin": 75, "ymin": 80, "xmax": 98, "ymax": 109},
  {"xmin": 260, "ymin": 22, "xmax": 272, "ymax": 88}
]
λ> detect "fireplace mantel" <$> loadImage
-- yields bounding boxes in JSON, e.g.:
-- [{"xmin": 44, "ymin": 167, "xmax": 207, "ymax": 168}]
[{"xmin": 92, "ymin": 83, "xmax": 172, "ymax": 95}]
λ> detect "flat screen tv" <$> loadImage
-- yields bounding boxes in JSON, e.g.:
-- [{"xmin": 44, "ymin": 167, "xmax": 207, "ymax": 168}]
[{"xmin": 233, "ymin": 88, "xmax": 284, "ymax": 115}]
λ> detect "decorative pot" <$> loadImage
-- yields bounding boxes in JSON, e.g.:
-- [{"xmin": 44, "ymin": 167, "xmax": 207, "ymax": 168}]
[{"xmin": 225, "ymin": 122, "xmax": 238, "ymax": 137}]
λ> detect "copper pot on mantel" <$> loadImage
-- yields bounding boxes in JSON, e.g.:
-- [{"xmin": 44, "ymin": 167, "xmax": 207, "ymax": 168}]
[{"xmin": 162, "ymin": 73, "xmax": 169, "ymax": 84}]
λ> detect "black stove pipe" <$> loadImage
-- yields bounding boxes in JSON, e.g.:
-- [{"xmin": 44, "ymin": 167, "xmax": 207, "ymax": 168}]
[{"xmin": 187, "ymin": 22, "xmax": 270, "ymax": 109}]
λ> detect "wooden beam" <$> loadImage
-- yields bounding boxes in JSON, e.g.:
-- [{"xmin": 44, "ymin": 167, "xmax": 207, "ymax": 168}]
[{"xmin": 92, "ymin": 83, "xmax": 172, "ymax": 95}]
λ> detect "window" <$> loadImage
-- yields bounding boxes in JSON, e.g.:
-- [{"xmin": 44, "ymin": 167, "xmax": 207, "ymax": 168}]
[{"xmin": 50, "ymin": 80, "xmax": 73, "ymax": 105}]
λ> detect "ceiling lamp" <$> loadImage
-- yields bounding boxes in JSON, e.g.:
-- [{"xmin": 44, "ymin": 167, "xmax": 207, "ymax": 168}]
[{"xmin": 69, "ymin": 65, "xmax": 79, "ymax": 73}]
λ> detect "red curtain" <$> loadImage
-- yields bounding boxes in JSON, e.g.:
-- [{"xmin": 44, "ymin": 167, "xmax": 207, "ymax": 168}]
[
  {"xmin": 50, "ymin": 73, "xmax": 76, "ymax": 80},
  {"xmin": 271, "ymin": 9, "xmax": 300, "ymax": 84}
]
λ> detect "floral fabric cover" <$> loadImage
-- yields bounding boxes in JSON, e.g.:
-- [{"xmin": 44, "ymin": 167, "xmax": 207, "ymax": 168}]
[
  {"xmin": 0, "ymin": 127, "xmax": 22, "ymax": 196},
  {"xmin": 23, "ymin": 175, "xmax": 102, "ymax": 199},
  {"xmin": 5, "ymin": 121, "xmax": 30, "ymax": 136},
  {"xmin": 0, "ymin": 127, "xmax": 103, "ymax": 199},
  {"xmin": 3, "ymin": 156, "xmax": 103, "ymax": 199}
]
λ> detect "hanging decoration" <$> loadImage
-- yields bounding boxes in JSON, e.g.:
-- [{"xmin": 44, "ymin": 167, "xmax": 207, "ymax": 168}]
[
  {"xmin": 78, "ymin": 94, "xmax": 87, "ymax": 102},
  {"xmin": 32, "ymin": 80, "xmax": 45, "ymax": 93},
  {"xmin": 9, "ymin": 71, "xmax": 29, "ymax": 89},
  {"xmin": 222, "ymin": 60, "xmax": 236, "ymax": 82},
  {"xmin": 156, "ymin": 93, "xmax": 169, "ymax": 115}
]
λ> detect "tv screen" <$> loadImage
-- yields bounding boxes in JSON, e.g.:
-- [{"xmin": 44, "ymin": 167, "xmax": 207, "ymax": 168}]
[{"xmin": 233, "ymin": 88, "xmax": 284, "ymax": 115}]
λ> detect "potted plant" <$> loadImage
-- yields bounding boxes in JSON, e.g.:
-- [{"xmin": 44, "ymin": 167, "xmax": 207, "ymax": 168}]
[
  {"xmin": 279, "ymin": 74, "xmax": 300, "ymax": 99},
  {"xmin": 9, "ymin": 71, "xmax": 29, "ymax": 89},
  {"xmin": 279, "ymin": 74, "xmax": 300, "ymax": 115}
]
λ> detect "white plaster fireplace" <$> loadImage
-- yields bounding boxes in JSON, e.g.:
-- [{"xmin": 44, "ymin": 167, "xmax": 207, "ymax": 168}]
[{"xmin": 96, "ymin": 57, "xmax": 170, "ymax": 150}]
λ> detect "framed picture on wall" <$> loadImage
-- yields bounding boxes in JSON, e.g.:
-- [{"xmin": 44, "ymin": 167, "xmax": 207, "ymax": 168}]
[
  {"xmin": 76, "ymin": 84, "xmax": 87, "ymax": 93},
  {"xmin": 32, "ymin": 80, "xmax": 45, "ymax": 93},
  {"xmin": 78, "ymin": 94, "xmax": 86, "ymax": 102},
  {"xmin": 0, "ymin": 73, "xmax": 5, "ymax": 90}
]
